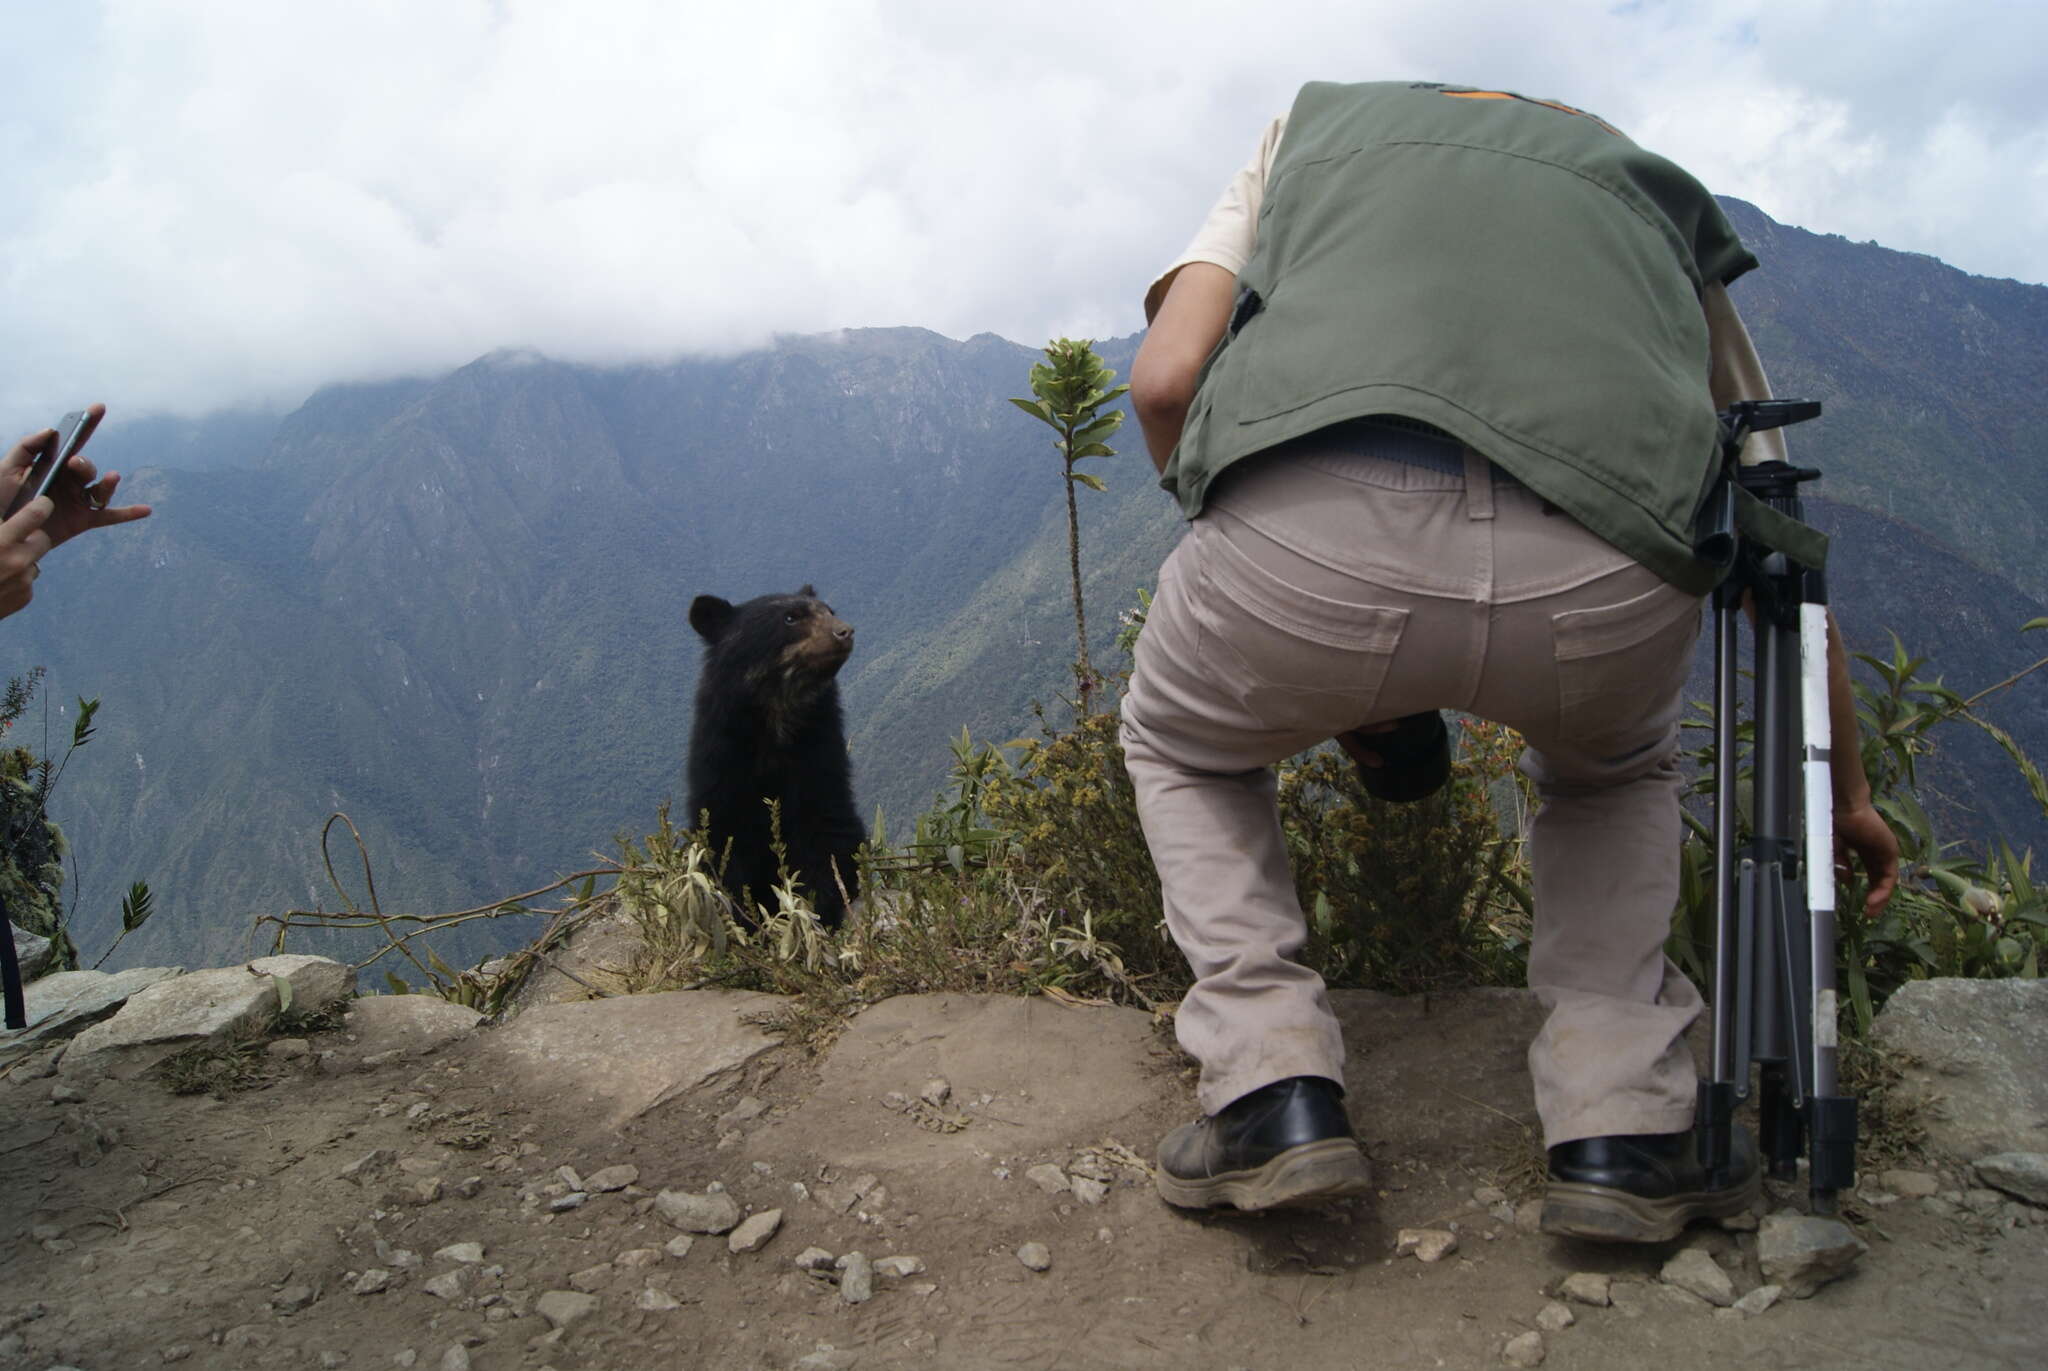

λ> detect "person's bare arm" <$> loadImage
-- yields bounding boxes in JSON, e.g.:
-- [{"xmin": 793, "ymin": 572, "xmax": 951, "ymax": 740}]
[
  {"xmin": 1824, "ymin": 611, "xmax": 1900, "ymax": 916},
  {"xmin": 1130, "ymin": 262, "xmax": 1235, "ymax": 473}
]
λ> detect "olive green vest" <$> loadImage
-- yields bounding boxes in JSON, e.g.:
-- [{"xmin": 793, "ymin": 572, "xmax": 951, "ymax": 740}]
[{"xmin": 1166, "ymin": 81, "xmax": 1799, "ymax": 591}]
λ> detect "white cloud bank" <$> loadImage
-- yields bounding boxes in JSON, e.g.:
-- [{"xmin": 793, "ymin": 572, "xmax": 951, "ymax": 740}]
[{"xmin": 3, "ymin": 0, "xmax": 2043, "ymax": 421}]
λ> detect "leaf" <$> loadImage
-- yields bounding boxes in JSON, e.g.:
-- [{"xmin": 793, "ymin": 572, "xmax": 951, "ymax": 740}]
[
  {"xmin": 271, "ymin": 973, "xmax": 294, "ymax": 1017},
  {"xmin": 71, "ymin": 696, "xmax": 100, "ymax": 748},
  {"xmin": 2022, "ymin": 617, "xmax": 2048, "ymax": 633},
  {"xmin": 1006, "ymin": 396, "xmax": 1055, "ymax": 427},
  {"xmin": 1069, "ymin": 471, "xmax": 1107, "ymax": 493},
  {"xmin": 120, "ymin": 880, "xmax": 155, "ymax": 932},
  {"xmin": 384, "ymin": 971, "xmax": 410, "ymax": 995},
  {"xmin": 1845, "ymin": 958, "xmax": 1874, "ymax": 1036}
]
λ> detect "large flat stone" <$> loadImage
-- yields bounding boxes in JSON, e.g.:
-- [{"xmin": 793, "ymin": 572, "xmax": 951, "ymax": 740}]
[
  {"xmin": 0, "ymin": 966, "xmax": 184, "ymax": 1070},
  {"xmin": 500, "ymin": 908, "xmax": 650, "ymax": 1017},
  {"xmin": 345, "ymin": 994, "xmax": 483, "ymax": 1057},
  {"xmin": 1871, "ymin": 979, "xmax": 2048, "ymax": 1159},
  {"xmin": 59, "ymin": 955, "xmax": 351, "ymax": 1080},
  {"xmin": 470, "ymin": 989, "xmax": 782, "ymax": 1127}
]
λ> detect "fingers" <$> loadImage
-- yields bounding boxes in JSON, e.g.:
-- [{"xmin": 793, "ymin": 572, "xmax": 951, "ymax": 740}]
[
  {"xmin": 0, "ymin": 495, "xmax": 56, "ymax": 553},
  {"xmin": 0, "ymin": 573, "xmax": 32, "ymax": 619},
  {"xmin": 3, "ymin": 428, "xmax": 55, "ymax": 479}
]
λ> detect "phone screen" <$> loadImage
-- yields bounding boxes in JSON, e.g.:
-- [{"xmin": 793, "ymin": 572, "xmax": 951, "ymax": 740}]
[{"xmin": 5, "ymin": 410, "xmax": 95, "ymax": 519}]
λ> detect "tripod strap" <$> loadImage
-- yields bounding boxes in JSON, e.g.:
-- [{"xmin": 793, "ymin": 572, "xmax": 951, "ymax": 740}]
[{"xmin": 1732, "ymin": 482, "xmax": 1829, "ymax": 571}]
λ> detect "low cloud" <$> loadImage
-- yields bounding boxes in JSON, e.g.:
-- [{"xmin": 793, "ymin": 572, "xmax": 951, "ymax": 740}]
[{"xmin": 4, "ymin": 0, "xmax": 2041, "ymax": 423}]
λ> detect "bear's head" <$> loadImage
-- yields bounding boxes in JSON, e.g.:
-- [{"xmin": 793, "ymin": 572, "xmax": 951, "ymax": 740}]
[{"xmin": 689, "ymin": 584, "xmax": 855, "ymax": 685}]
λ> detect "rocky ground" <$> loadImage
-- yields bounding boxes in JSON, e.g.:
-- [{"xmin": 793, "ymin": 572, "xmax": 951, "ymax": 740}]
[{"xmin": 2, "ymin": 956, "xmax": 2044, "ymax": 1371}]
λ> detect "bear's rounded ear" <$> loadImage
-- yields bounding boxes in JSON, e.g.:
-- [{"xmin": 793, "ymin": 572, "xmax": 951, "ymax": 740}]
[
  {"xmin": 689, "ymin": 595, "xmax": 735, "ymax": 642},
  {"xmin": 797, "ymin": 583, "xmax": 817, "ymax": 599}
]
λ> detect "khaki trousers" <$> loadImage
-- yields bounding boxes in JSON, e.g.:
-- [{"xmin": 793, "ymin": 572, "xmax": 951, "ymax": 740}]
[{"xmin": 1121, "ymin": 438, "xmax": 1706, "ymax": 1147}]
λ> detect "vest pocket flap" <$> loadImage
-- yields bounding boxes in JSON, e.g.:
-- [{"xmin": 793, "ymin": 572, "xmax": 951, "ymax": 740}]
[
  {"xmin": 1552, "ymin": 579, "xmax": 1700, "ymax": 661},
  {"xmin": 1199, "ymin": 523, "xmax": 1408, "ymax": 653}
]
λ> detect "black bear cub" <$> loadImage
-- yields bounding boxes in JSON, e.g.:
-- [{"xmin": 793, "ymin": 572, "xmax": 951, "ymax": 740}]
[{"xmin": 687, "ymin": 584, "xmax": 862, "ymax": 928}]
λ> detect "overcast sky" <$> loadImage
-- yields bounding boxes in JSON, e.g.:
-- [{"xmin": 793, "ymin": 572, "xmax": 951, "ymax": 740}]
[{"xmin": 5, "ymin": 0, "xmax": 2044, "ymax": 425}]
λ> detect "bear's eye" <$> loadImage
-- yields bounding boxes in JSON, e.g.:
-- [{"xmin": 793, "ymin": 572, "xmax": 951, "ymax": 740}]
[{"xmin": 784, "ymin": 611, "xmax": 799, "ymax": 625}]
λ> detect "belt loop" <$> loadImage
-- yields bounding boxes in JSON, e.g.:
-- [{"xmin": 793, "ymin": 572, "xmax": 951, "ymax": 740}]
[{"xmin": 1463, "ymin": 447, "xmax": 1496, "ymax": 521}]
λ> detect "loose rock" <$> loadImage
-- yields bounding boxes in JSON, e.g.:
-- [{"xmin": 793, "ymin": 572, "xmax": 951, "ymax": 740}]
[
  {"xmin": 796, "ymin": 1247, "xmax": 838, "ymax": 1272},
  {"xmin": 874, "ymin": 1254, "xmax": 925, "ymax": 1278},
  {"xmin": 1758, "ymin": 1212, "xmax": 1868, "ymax": 1298},
  {"xmin": 921, "ymin": 1077, "xmax": 952, "ymax": 1105},
  {"xmin": 423, "ymin": 1270, "xmax": 473, "ymax": 1300},
  {"xmin": 1025, "ymin": 1163, "xmax": 1071, "ymax": 1195},
  {"xmin": 568, "ymin": 1263, "xmax": 613, "ymax": 1292},
  {"xmin": 636, "ymin": 1287, "xmax": 683, "ymax": 1311},
  {"xmin": 665, "ymin": 1235, "xmax": 696, "ymax": 1259},
  {"xmin": 1071, "ymin": 1177, "xmax": 1109, "ymax": 1206},
  {"xmin": 270, "ymin": 1283, "xmax": 317, "ymax": 1314},
  {"xmin": 1878, "ymin": 1169, "xmax": 1940, "ymax": 1198},
  {"xmin": 728, "ymin": 1208, "xmax": 784, "ymax": 1254},
  {"xmin": 350, "ymin": 1269, "xmax": 393, "ymax": 1295},
  {"xmin": 615, "ymin": 1248, "xmax": 664, "ymax": 1268},
  {"xmin": 655, "ymin": 1187, "xmax": 742, "ymax": 1234},
  {"xmin": 1558, "ymin": 1272, "xmax": 1611, "ymax": 1307},
  {"xmin": 434, "ymin": 1243, "xmax": 485, "ymax": 1265},
  {"xmin": 1974, "ymin": 1153, "xmax": 2048, "ymax": 1207},
  {"xmin": 1733, "ymin": 1284, "xmax": 1782, "ymax": 1316},
  {"xmin": 1534, "ymin": 1302, "xmax": 1574, "ymax": 1332},
  {"xmin": 535, "ymin": 1290, "xmax": 600, "ymax": 1330},
  {"xmin": 1660, "ymin": 1247, "xmax": 1736, "ymax": 1307},
  {"xmin": 1395, "ymin": 1228, "xmax": 1459, "ymax": 1263},
  {"xmin": 585, "ymin": 1164, "xmax": 639, "ymax": 1192},
  {"xmin": 838, "ymin": 1251, "xmax": 874, "ymax": 1304},
  {"xmin": 1017, "ymin": 1242, "xmax": 1052, "ymax": 1272},
  {"xmin": 1502, "ymin": 1330, "xmax": 1546, "ymax": 1366}
]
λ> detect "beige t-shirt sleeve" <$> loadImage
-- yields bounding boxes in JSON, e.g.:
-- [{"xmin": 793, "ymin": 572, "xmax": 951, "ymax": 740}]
[
  {"xmin": 1703, "ymin": 282, "xmax": 1788, "ymax": 465},
  {"xmin": 1142, "ymin": 113, "xmax": 1787, "ymax": 463},
  {"xmin": 1141, "ymin": 115, "xmax": 1287, "ymax": 324}
]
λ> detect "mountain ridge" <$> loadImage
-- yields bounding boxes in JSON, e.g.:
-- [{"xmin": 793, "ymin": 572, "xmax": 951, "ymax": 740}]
[{"xmin": 6, "ymin": 201, "xmax": 2043, "ymax": 973}]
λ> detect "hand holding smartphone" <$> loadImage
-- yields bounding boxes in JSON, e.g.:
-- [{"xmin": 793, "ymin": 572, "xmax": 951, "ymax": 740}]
[{"xmin": 4, "ymin": 407, "xmax": 104, "ymax": 519}]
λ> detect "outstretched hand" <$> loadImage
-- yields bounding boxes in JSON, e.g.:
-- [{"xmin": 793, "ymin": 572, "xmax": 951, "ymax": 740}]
[{"xmin": 0, "ymin": 404, "xmax": 153, "ymax": 618}]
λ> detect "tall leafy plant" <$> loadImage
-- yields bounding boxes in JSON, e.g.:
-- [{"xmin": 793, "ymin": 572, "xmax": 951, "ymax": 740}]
[
  {"xmin": 1009, "ymin": 339, "xmax": 1129, "ymax": 715},
  {"xmin": 1, "ymin": 670, "xmax": 154, "ymax": 973}
]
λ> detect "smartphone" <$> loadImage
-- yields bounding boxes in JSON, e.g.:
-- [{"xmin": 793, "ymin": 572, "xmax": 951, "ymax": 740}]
[{"xmin": 6, "ymin": 409, "xmax": 100, "ymax": 519}]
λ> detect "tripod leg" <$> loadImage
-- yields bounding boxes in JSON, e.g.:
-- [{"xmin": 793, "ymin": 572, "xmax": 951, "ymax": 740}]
[
  {"xmin": 1701, "ymin": 593, "xmax": 1744, "ymax": 1181},
  {"xmin": 1799, "ymin": 601, "xmax": 1857, "ymax": 1211}
]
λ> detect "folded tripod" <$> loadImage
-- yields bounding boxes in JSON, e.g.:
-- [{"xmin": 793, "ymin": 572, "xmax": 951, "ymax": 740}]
[{"xmin": 1693, "ymin": 398, "xmax": 1856, "ymax": 1215}]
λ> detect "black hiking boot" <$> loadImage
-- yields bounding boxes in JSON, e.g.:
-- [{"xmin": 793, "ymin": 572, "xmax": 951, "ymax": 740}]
[
  {"xmin": 1540, "ymin": 1124, "xmax": 1760, "ymax": 1242},
  {"xmin": 1154, "ymin": 1076, "xmax": 1373, "ymax": 1211}
]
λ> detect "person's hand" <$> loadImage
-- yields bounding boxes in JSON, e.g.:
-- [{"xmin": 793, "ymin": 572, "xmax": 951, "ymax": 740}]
[
  {"xmin": 0, "ymin": 405, "xmax": 152, "ymax": 619},
  {"xmin": 1834, "ymin": 800, "xmax": 1900, "ymax": 918},
  {"xmin": 0, "ymin": 497, "xmax": 55, "ymax": 617}
]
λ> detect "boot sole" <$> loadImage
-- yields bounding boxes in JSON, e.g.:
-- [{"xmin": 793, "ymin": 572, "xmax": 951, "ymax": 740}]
[
  {"xmin": 1154, "ymin": 1138, "xmax": 1374, "ymax": 1212},
  {"xmin": 1539, "ymin": 1170, "xmax": 1761, "ymax": 1244}
]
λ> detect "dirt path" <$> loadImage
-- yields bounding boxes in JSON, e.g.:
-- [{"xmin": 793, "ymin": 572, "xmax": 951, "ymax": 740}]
[{"xmin": 2, "ymin": 988, "xmax": 2039, "ymax": 1370}]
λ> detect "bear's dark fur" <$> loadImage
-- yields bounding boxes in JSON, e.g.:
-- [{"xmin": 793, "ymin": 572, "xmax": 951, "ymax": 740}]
[{"xmin": 686, "ymin": 584, "xmax": 861, "ymax": 927}]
